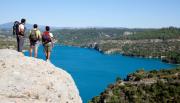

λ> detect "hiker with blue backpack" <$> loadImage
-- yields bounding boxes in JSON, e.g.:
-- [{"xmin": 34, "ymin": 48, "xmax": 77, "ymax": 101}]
[
  {"xmin": 29, "ymin": 24, "xmax": 41, "ymax": 58},
  {"xmin": 13, "ymin": 18, "xmax": 26, "ymax": 52},
  {"xmin": 42, "ymin": 26, "xmax": 54, "ymax": 61}
]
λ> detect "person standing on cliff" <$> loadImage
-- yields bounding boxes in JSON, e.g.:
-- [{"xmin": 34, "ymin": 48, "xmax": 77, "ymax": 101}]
[
  {"xmin": 42, "ymin": 26, "xmax": 54, "ymax": 61},
  {"xmin": 13, "ymin": 18, "xmax": 26, "ymax": 52},
  {"xmin": 29, "ymin": 24, "xmax": 41, "ymax": 58}
]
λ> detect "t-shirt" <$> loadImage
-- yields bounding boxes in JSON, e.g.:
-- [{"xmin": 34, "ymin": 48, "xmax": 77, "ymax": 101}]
[
  {"xmin": 29, "ymin": 28, "xmax": 41, "ymax": 39},
  {"xmin": 19, "ymin": 24, "xmax": 25, "ymax": 32}
]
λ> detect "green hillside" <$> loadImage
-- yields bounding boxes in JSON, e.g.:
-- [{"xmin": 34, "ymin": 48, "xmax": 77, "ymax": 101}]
[
  {"xmin": 89, "ymin": 67, "xmax": 180, "ymax": 103},
  {"xmin": 52, "ymin": 27, "xmax": 180, "ymax": 64}
]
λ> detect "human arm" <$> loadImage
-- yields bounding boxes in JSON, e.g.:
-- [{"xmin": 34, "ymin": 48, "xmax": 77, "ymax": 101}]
[
  {"xmin": 29, "ymin": 30, "xmax": 32, "ymax": 40},
  {"xmin": 50, "ymin": 33, "xmax": 54, "ymax": 47},
  {"xmin": 37, "ymin": 30, "xmax": 41, "ymax": 41}
]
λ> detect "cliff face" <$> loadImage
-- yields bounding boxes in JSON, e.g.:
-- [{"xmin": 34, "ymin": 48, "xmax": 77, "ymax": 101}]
[{"xmin": 0, "ymin": 49, "xmax": 82, "ymax": 103}]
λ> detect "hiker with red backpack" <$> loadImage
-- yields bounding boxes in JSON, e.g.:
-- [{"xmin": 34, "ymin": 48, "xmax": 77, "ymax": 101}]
[
  {"xmin": 13, "ymin": 18, "xmax": 26, "ymax": 52},
  {"xmin": 42, "ymin": 26, "xmax": 54, "ymax": 61},
  {"xmin": 29, "ymin": 24, "xmax": 41, "ymax": 58}
]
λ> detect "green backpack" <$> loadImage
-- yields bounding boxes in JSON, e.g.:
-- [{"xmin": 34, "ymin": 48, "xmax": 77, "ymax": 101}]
[{"xmin": 29, "ymin": 30, "xmax": 38, "ymax": 42}]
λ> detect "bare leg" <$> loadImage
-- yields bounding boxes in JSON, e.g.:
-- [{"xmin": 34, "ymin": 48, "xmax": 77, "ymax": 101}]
[
  {"xmin": 34, "ymin": 46, "xmax": 38, "ymax": 58},
  {"xmin": 47, "ymin": 52, "xmax": 51, "ymax": 60},
  {"xmin": 29, "ymin": 46, "xmax": 33, "ymax": 57},
  {"xmin": 44, "ymin": 48, "xmax": 47, "ymax": 60}
]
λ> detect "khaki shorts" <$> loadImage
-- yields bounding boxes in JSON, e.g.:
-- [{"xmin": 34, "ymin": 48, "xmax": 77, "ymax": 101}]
[{"xmin": 43, "ymin": 43, "xmax": 52, "ymax": 52}]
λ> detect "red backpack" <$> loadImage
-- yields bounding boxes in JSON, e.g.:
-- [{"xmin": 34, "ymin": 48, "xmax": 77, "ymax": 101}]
[{"xmin": 42, "ymin": 31, "xmax": 51, "ymax": 44}]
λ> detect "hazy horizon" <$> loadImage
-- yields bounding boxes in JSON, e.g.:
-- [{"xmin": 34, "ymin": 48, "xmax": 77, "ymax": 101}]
[{"xmin": 0, "ymin": 21, "xmax": 179, "ymax": 29}]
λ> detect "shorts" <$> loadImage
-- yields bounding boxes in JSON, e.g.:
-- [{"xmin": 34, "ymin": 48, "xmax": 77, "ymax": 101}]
[
  {"xmin": 43, "ymin": 42, "xmax": 52, "ymax": 52},
  {"xmin": 30, "ymin": 41, "xmax": 40, "ymax": 49}
]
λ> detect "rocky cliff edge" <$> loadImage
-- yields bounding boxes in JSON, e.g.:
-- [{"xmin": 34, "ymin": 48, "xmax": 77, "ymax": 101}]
[{"xmin": 0, "ymin": 49, "xmax": 82, "ymax": 103}]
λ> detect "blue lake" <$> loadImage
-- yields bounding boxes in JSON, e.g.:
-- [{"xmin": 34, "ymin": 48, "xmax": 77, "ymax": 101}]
[{"xmin": 24, "ymin": 45, "xmax": 177, "ymax": 103}]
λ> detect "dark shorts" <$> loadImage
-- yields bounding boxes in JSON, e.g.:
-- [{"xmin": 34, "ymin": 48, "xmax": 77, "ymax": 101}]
[{"xmin": 30, "ymin": 41, "xmax": 40, "ymax": 49}]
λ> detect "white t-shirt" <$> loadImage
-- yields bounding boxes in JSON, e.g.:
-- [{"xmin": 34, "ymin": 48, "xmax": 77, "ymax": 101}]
[{"xmin": 49, "ymin": 33, "xmax": 53, "ymax": 38}]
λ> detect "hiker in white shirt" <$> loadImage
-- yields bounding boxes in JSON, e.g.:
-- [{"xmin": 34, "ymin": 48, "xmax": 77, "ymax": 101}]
[{"xmin": 17, "ymin": 18, "xmax": 26, "ymax": 52}]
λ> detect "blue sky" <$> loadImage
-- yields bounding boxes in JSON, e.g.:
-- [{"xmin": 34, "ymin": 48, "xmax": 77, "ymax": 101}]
[{"xmin": 0, "ymin": 0, "xmax": 180, "ymax": 28}]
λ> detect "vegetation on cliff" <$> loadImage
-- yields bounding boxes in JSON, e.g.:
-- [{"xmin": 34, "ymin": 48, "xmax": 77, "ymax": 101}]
[{"xmin": 89, "ymin": 67, "xmax": 180, "ymax": 103}]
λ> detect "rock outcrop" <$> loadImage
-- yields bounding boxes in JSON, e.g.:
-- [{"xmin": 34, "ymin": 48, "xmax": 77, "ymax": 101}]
[{"xmin": 0, "ymin": 49, "xmax": 82, "ymax": 103}]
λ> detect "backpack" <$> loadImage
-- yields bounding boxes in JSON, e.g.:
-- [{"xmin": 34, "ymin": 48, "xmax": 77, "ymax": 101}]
[
  {"xmin": 29, "ymin": 29, "xmax": 38, "ymax": 42},
  {"xmin": 42, "ymin": 31, "xmax": 52, "ymax": 44},
  {"xmin": 13, "ymin": 21, "xmax": 20, "ymax": 35}
]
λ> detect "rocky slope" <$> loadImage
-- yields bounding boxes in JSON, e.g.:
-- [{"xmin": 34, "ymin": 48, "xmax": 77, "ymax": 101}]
[{"xmin": 0, "ymin": 49, "xmax": 82, "ymax": 103}]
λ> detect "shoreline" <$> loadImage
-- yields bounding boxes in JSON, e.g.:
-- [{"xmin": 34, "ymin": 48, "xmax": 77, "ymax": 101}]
[{"xmin": 57, "ymin": 43, "xmax": 180, "ymax": 65}]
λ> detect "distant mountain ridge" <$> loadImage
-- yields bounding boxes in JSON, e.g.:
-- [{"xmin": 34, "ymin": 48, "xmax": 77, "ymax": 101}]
[
  {"xmin": 0, "ymin": 22, "xmax": 60, "ymax": 30},
  {"xmin": 0, "ymin": 22, "xmax": 129, "ymax": 30}
]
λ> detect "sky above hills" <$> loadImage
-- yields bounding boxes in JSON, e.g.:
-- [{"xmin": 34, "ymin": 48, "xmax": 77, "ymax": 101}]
[{"xmin": 0, "ymin": 0, "xmax": 180, "ymax": 28}]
